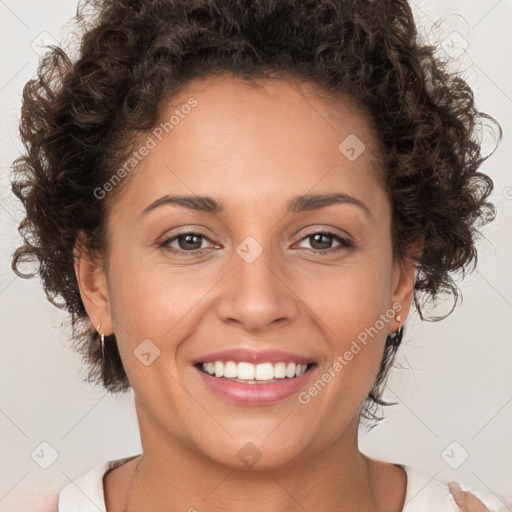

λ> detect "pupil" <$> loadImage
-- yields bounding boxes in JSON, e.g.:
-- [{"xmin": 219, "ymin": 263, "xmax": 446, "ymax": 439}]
[
  {"xmin": 180, "ymin": 234, "xmax": 201, "ymax": 250},
  {"xmin": 312, "ymin": 233, "xmax": 331, "ymax": 249}
]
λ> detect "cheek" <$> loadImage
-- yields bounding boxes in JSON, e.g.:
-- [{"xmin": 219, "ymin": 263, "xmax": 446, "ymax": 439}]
[
  {"xmin": 106, "ymin": 256, "xmax": 224, "ymax": 365},
  {"xmin": 108, "ymin": 254, "xmax": 193, "ymax": 328},
  {"xmin": 105, "ymin": 264, "xmax": 200, "ymax": 398},
  {"xmin": 302, "ymin": 253, "xmax": 393, "ymax": 338},
  {"xmin": 305, "ymin": 252, "xmax": 393, "ymax": 388}
]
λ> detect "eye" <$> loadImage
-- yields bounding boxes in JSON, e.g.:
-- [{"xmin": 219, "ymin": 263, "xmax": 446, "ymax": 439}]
[
  {"xmin": 295, "ymin": 231, "xmax": 354, "ymax": 253},
  {"xmin": 159, "ymin": 231, "xmax": 217, "ymax": 254},
  {"xmin": 158, "ymin": 229, "xmax": 354, "ymax": 255}
]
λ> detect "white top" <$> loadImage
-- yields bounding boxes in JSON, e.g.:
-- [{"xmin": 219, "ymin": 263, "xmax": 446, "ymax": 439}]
[{"xmin": 58, "ymin": 455, "xmax": 509, "ymax": 511}]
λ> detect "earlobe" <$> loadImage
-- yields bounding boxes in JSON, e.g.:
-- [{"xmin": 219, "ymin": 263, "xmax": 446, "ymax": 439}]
[
  {"xmin": 389, "ymin": 237, "xmax": 423, "ymax": 333},
  {"xmin": 390, "ymin": 262, "xmax": 416, "ymax": 330},
  {"xmin": 73, "ymin": 233, "xmax": 113, "ymax": 335}
]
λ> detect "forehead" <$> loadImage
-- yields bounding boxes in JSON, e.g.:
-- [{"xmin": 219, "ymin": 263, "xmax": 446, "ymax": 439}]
[
  {"xmin": 163, "ymin": 73, "xmax": 381, "ymax": 165},
  {"xmin": 109, "ymin": 74, "xmax": 386, "ymax": 218}
]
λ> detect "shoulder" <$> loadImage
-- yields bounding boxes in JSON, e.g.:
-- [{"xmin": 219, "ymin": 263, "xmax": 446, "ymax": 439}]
[
  {"xmin": 399, "ymin": 464, "xmax": 509, "ymax": 512},
  {"xmin": 57, "ymin": 454, "xmax": 140, "ymax": 512}
]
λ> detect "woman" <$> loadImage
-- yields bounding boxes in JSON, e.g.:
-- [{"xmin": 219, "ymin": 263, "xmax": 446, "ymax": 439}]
[{"xmin": 10, "ymin": 0, "xmax": 507, "ymax": 510}]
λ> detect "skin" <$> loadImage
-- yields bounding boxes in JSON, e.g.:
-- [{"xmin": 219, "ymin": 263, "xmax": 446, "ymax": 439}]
[
  {"xmin": 450, "ymin": 484, "xmax": 490, "ymax": 512},
  {"xmin": 73, "ymin": 74, "xmax": 487, "ymax": 512}
]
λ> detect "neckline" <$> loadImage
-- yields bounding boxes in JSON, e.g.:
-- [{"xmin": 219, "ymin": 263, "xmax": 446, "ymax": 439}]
[
  {"xmin": 100, "ymin": 457, "xmax": 411, "ymax": 511},
  {"xmin": 61, "ymin": 458, "xmax": 443, "ymax": 512}
]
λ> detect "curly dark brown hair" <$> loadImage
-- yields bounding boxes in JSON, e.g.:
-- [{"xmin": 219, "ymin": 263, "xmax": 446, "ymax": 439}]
[{"xmin": 10, "ymin": 0, "xmax": 500, "ymax": 426}]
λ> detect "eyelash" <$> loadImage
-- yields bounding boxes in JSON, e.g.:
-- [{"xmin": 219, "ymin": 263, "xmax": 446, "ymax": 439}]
[{"xmin": 158, "ymin": 230, "xmax": 354, "ymax": 255}]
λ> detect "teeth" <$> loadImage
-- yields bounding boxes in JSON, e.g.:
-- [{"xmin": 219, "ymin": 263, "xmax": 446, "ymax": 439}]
[
  {"xmin": 200, "ymin": 361, "xmax": 309, "ymax": 381},
  {"xmin": 224, "ymin": 361, "xmax": 237, "ymax": 378},
  {"xmin": 237, "ymin": 362, "xmax": 255, "ymax": 380},
  {"xmin": 274, "ymin": 362, "xmax": 287, "ymax": 378},
  {"xmin": 214, "ymin": 361, "xmax": 224, "ymax": 378},
  {"xmin": 255, "ymin": 362, "xmax": 273, "ymax": 380}
]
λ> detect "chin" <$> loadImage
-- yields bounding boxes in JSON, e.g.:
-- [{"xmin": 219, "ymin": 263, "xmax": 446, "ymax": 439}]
[{"xmin": 196, "ymin": 433, "xmax": 312, "ymax": 471}]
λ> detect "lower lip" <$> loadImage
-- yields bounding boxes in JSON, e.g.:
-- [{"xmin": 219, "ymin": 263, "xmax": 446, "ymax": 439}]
[{"xmin": 194, "ymin": 365, "xmax": 317, "ymax": 405}]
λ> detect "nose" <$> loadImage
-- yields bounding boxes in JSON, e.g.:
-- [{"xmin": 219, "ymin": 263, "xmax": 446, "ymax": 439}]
[{"xmin": 215, "ymin": 242, "xmax": 299, "ymax": 333}]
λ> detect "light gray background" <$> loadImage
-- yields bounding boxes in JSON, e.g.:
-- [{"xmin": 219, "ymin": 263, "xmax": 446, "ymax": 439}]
[{"xmin": 1, "ymin": 1, "xmax": 511, "ymax": 511}]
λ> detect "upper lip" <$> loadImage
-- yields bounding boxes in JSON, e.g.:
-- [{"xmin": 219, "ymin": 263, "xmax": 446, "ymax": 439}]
[{"xmin": 192, "ymin": 348, "xmax": 314, "ymax": 365}]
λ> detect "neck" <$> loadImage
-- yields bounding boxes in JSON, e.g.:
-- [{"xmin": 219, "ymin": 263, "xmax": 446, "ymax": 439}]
[{"xmin": 122, "ymin": 405, "xmax": 399, "ymax": 512}]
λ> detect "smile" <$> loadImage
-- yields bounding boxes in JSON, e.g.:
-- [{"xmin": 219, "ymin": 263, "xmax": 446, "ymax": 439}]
[
  {"xmin": 198, "ymin": 361, "xmax": 312, "ymax": 383},
  {"xmin": 194, "ymin": 360, "xmax": 317, "ymax": 404}
]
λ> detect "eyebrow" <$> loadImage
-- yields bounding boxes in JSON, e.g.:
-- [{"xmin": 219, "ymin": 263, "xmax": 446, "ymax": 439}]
[{"xmin": 139, "ymin": 192, "xmax": 372, "ymax": 220}]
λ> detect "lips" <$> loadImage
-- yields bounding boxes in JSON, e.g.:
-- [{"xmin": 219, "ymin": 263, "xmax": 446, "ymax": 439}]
[{"xmin": 191, "ymin": 348, "xmax": 317, "ymax": 404}]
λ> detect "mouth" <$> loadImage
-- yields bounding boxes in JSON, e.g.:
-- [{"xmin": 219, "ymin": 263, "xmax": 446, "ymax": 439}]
[
  {"xmin": 194, "ymin": 360, "xmax": 316, "ymax": 384},
  {"xmin": 193, "ymin": 359, "xmax": 318, "ymax": 404}
]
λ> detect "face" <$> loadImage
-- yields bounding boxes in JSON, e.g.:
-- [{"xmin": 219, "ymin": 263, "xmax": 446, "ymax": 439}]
[{"xmin": 76, "ymin": 74, "xmax": 417, "ymax": 470}]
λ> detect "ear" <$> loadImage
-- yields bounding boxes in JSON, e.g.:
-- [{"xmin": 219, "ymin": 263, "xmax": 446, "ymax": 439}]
[
  {"xmin": 389, "ymin": 235, "xmax": 423, "ymax": 333},
  {"xmin": 73, "ymin": 230, "xmax": 114, "ymax": 335}
]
